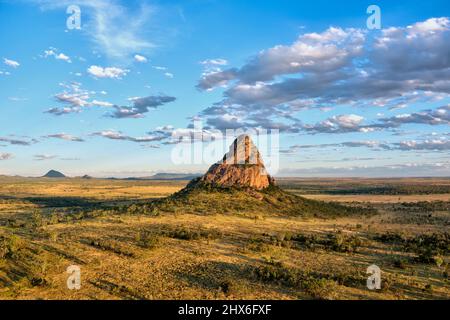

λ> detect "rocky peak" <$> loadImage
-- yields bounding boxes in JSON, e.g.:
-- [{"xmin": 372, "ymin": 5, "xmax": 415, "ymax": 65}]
[{"xmin": 199, "ymin": 135, "xmax": 275, "ymax": 190}]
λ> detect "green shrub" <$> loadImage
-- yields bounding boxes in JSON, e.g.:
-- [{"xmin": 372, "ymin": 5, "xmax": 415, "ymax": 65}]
[
  {"xmin": 88, "ymin": 239, "xmax": 136, "ymax": 257},
  {"xmin": 404, "ymin": 233, "xmax": 450, "ymax": 264},
  {"xmin": 219, "ymin": 278, "xmax": 240, "ymax": 296},
  {"xmin": 135, "ymin": 231, "xmax": 160, "ymax": 249},
  {"xmin": 162, "ymin": 226, "xmax": 223, "ymax": 241},
  {"xmin": 375, "ymin": 232, "xmax": 405, "ymax": 244},
  {"xmin": 253, "ymin": 260, "xmax": 342, "ymax": 300},
  {"xmin": 0, "ymin": 234, "xmax": 27, "ymax": 259},
  {"xmin": 292, "ymin": 232, "xmax": 363, "ymax": 253},
  {"xmin": 245, "ymin": 237, "xmax": 271, "ymax": 252},
  {"xmin": 393, "ymin": 258, "xmax": 408, "ymax": 269}
]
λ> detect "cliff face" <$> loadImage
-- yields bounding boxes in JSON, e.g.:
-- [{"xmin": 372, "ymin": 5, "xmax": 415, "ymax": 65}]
[{"xmin": 199, "ymin": 135, "xmax": 275, "ymax": 190}]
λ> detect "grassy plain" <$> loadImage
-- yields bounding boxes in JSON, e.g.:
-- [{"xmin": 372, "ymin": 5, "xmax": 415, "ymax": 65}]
[{"xmin": 0, "ymin": 176, "xmax": 449, "ymax": 300}]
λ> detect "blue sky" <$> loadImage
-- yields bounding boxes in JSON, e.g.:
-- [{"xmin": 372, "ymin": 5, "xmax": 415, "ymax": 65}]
[{"xmin": 0, "ymin": 0, "xmax": 449, "ymax": 177}]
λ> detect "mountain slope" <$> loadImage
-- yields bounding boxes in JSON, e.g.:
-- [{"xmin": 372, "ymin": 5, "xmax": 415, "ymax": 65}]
[
  {"xmin": 147, "ymin": 135, "xmax": 375, "ymax": 218},
  {"xmin": 149, "ymin": 181, "xmax": 374, "ymax": 218},
  {"xmin": 43, "ymin": 170, "xmax": 66, "ymax": 178}
]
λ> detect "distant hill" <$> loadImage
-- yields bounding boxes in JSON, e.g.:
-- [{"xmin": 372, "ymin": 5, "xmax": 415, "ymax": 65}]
[
  {"xmin": 148, "ymin": 173, "xmax": 202, "ymax": 180},
  {"xmin": 43, "ymin": 170, "xmax": 66, "ymax": 178}
]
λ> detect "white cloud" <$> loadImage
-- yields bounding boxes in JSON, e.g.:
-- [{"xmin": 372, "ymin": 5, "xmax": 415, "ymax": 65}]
[
  {"xmin": 45, "ymin": 82, "xmax": 117, "ymax": 115},
  {"xmin": 303, "ymin": 114, "xmax": 369, "ymax": 134},
  {"xmin": 0, "ymin": 153, "xmax": 13, "ymax": 160},
  {"xmin": 34, "ymin": 0, "xmax": 155, "ymax": 61},
  {"xmin": 43, "ymin": 48, "xmax": 72, "ymax": 63},
  {"xmin": 56, "ymin": 53, "xmax": 71, "ymax": 62},
  {"xmin": 395, "ymin": 138, "xmax": 450, "ymax": 151},
  {"xmin": 109, "ymin": 95, "xmax": 176, "ymax": 119},
  {"xmin": 278, "ymin": 162, "xmax": 450, "ymax": 178},
  {"xmin": 134, "ymin": 54, "xmax": 148, "ymax": 63},
  {"xmin": 200, "ymin": 58, "xmax": 228, "ymax": 66},
  {"xmin": 164, "ymin": 72, "xmax": 174, "ymax": 78},
  {"xmin": 196, "ymin": 17, "xmax": 450, "ymax": 135},
  {"xmin": 54, "ymin": 82, "xmax": 90, "ymax": 107},
  {"xmin": 91, "ymin": 130, "xmax": 167, "ymax": 143},
  {"xmin": 44, "ymin": 133, "xmax": 84, "ymax": 142},
  {"xmin": 3, "ymin": 58, "xmax": 20, "ymax": 68},
  {"xmin": 91, "ymin": 99, "xmax": 113, "ymax": 107},
  {"xmin": 34, "ymin": 154, "xmax": 58, "ymax": 161},
  {"xmin": 87, "ymin": 65, "xmax": 129, "ymax": 79}
]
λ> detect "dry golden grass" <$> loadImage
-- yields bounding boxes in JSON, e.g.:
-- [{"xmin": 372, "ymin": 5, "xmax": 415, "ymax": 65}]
[
  {"xmin": 300, "ymin": 194, "xmax": 450, "ymax": 203},
  {"xmin": 0, "ymin": 177, "xmax": 449, "ymax": 300}
]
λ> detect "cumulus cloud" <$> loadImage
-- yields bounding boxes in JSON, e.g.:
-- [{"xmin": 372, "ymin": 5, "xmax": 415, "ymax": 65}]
[
  {"xmin": 341, "ymin": 141, "xmax": 391, "ymax": 149},
  {"xmin": 91, "ymin": 130, "xmax": 167, "ymax": 143},
  {"xmin": 278, "ymin": 162, "xmax": 450, "ymax": 178},
  {"xmin": 394, "ymin": 138, "xmax": 450, "ymax": 151},
  {"xmin": 380, "ymin": 105, "xmax": 450, "ymax": 127},
  {"xmin": 44, "ymin": 82, "xmax": 90, "ymax": 115},
  {"xmin": 196, "ymin": 18, "xmax": 450, "ymax": 134},
  {"xmin": 3, "ymin": 58, "xmax": 20, "ymax": 68},
  {"xmin": 197, "ymin": 69, "xmax": 238, "ymax": 91},
  {"xmin": 134, "ymin": 54, "xmax": 148, "ymax": 63},
  {"xmin": 33, "ymin": 154, "xmax": 58, "ymax": 161},
  {"xmin": 43, "ymin": 48, "xmax": 71, "ymax": 63},
  {"xmin": 109, "ymin": 95, "xmax": 176, "ymax": 119},
  {"xmin": 0, "ymin": 153, "xmax": 13, "ymax": 160},
  {"xmin": 43, "ymin": 133, "xmax": 84, "ymax": 142},
  {"xmin": 54, "ymin": 83, "xmax": 90, "ymax": 107},
  {"xmin": 200, "ymin": 58, "xmax": 228, "ymax": 66},
  {"xmin": 87, "ymin": 65, "xmax": 129, "ymax": 79},
  {"xmin": 281, "ymin": 137, "xmax": 450, "ymax": 155},
  {"xmin": 0, "ymin": 136, "xmax": 37, "ymax": 146},
  {"xmin": 45, "ymin": 107, "xmax": 81, "ymax": 116},
  {"xmin": 91, "ymin": 100, "xmax": 114, "ymax": 107},
  {"xmin": 299, "ymin": 105, "xmax": 450, "ymax": 134},
  {"xmin": 44, "ymin": 82, "xmax": 114, "ymax": 115},
  {"xmin": 303, "ymin": 114, "xmax": 372, "ymax": 134},
  {"xmin": 198, "ymin": 27, "xmax": 364, "ymax": 90}
]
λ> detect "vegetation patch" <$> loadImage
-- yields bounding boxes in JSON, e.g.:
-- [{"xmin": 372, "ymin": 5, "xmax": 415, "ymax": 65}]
[
  {"xmin": 85, "ymin": 238, "xmax": 136, "ymax": 257},
  {"xmin": 375, "ymin": 231, "xmax": 450, "ymax": 265},
  {"xmin": 0, "ymin": 233, "xmax": 54, "ymax": 288},
  {"xmin": 160, "ymin": 225, "xmax": 223, "ymax": 241},
  {"xmin": 253, "ymin": 259, "xmax": 364, "ymax": 299},
  {"xmin": 134, "ymin": 231, "xmax": 160, "ymax": 249},
  {"xmin": 256, "ymin": 231, "xmax": 365, "ymax": 253}
]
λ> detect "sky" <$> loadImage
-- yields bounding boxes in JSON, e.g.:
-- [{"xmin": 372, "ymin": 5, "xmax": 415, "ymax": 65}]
[{"xmin": 0, "ymin": 0, "xmax": 449, "ymax": 178}]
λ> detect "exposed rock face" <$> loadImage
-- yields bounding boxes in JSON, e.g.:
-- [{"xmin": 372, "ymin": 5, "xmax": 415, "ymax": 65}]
[{"xmin": 199, "ymin": 135, "xmax": 275, "ymax": 190}]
